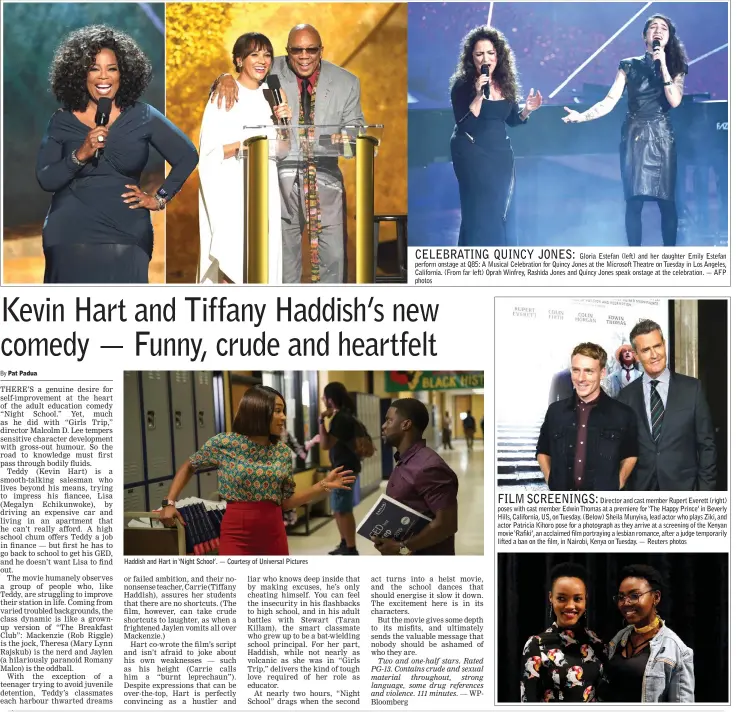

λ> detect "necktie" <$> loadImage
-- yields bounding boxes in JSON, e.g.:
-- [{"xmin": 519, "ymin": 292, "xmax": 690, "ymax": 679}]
[
  {"xmin": 300, "ymin": 79, "xmax": 311, "ymax": 124},
  {"xmin": 650, "ymin": 380, "xmax": 664, "ymax": 441}
]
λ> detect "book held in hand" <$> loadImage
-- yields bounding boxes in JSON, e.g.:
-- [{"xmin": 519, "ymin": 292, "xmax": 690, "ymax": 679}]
[{"xmin": 356, "ymin": 493, "xmax": 432, "ymax": 542}]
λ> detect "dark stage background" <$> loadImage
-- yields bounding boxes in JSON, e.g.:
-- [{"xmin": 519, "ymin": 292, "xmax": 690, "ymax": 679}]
[
  {"xmin": 497, "ymin": 553, "xmax": 728, "ymax": 703},
  {"xmin": 408, "ymin": 2, "xmax": 728, "ymax": 246}
]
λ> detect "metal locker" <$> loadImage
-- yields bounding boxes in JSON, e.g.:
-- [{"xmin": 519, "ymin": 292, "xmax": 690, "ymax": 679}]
[
  {"xmin": 169, "ymin": 372, "xmax": 197, "ymax": 469},
  {"xmin": 124, "ymin": 485, "xmax": 147, "ymax": 513},
  {"xmin": 148, "ymin": 478, "xmax": 172, "ymax": 509},
  {"xmin": 123, "ymin": 372, "xmax": 145, "ymax": 485},
  {"xmin": 179, "ymin": 474, "xmax": 199, "ymax": 500},
  {"xmin": 141, "ymin": 371, "xmax": 173, "ymax": 480},
  {"xmin": 199, "ymin": 470, "xmax": 220, "ymax": 501},
  {"xmin": 194, "ymin": 372, "xmax": 217, "ymax": 447}
]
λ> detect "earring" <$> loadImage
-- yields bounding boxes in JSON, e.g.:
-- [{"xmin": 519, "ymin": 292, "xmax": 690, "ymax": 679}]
[{"xmin": 548, "ymin": 604, "xmax": 553, "ymax": 622}]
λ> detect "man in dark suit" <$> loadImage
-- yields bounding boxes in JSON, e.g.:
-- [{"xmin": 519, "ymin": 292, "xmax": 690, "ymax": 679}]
[{"xmin": 617, "ymin": 319, "xmax": 717, "ymax": 491}]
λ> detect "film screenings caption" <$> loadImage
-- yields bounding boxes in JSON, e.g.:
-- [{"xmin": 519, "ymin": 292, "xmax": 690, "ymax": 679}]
[
  {"xmin": 1, "ymin": 295, "xmax": 441, "ymax": 363},
  {"xmin": 497, "ymin": 493, "xmax": 728, "ymax": 547},
  {"xmin": 411, "ymin": 248, "xmax": 728, "ymax": 286}
]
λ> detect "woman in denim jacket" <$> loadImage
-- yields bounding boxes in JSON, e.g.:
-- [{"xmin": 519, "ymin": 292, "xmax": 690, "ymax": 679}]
[{"xmin": 606, "ymin": 565, "xmax": 695, "ymax": 702}]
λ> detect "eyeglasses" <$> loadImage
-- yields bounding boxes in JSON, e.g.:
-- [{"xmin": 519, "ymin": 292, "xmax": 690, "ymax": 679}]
[
  {"xmin": 613, "ymin": 589, "xmax": 654, "ymax": 604},
  {"xmin": 287, "ymin": 46, "xmax": 322, "ymax": 56}
]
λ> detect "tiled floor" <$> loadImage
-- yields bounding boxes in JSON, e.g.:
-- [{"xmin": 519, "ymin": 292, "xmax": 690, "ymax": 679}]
[{"xmin": 287, "ymin": 439, "xmax": 485, "ymax": 556}]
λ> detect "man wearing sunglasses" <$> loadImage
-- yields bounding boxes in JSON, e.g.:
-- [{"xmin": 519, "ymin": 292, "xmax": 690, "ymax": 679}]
[{"xmin": 212, "ymin": 24, "xmax": 365, "ymax": 284}]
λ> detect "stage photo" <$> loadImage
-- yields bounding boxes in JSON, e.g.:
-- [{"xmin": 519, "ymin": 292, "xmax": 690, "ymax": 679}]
[
  {"xmin": 495, "ymin": 298, "xmax": 727, "ymax": 491},
  {"xmin": 2, "ymin": 2, "xmax": 184, "ymax": 284},
  {"xmin": 164, "ymin": 2, "xmax": 408, "ymax": 285},
  {"xmin": 408, "ymin": 2, "xmax": 728, "ymax": 247},
  {"xmin": 498, "ymin": 553, "xmax": 728, "ymax": 703}
]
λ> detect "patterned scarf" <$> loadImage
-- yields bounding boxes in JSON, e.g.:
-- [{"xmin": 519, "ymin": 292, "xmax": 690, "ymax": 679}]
[{"xmin": 298, "ymin": 68, "xmax": 322, "ymax": 282}]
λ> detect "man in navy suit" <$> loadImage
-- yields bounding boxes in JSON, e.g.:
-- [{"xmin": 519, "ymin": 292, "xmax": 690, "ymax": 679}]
[{"xmin": 617, "ymin": 319, "xmax": 717, "ymax": 491}]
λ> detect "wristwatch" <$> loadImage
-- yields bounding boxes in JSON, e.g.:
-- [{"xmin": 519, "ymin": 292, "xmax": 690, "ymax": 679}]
[
  {"xmin": 161, "ymin": 499, "xmax": 175, "ymax": 508},
  {"xmin": 399, "ymin": 544, "xmax": 412, "ymax": 556}
]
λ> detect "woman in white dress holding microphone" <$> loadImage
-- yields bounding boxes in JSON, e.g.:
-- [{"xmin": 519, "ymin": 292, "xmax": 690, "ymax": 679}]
[{"xmin": 198, "ymin": 32, "xmax": 290, "ymax": 283}]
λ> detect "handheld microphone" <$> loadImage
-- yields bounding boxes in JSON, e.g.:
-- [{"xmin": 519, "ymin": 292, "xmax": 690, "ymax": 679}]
[
  {"xmin": 94, "ymin": 97, "xmax": 112, "ymax": 159},
  {"xmin": 652, "ymin": 39, "xmax": 661, "ymax": 71},
  {"xmin": 266, "ymin": 75, "xmax": 289, "ymax": 126},
  {"xmin": 481, "ymin": 64, "xmax": 490, "ymax": 99}
]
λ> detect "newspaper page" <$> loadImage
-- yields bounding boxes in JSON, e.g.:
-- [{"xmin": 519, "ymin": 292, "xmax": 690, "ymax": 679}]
[
  {"xmin": 0, "ymin": 287, "xmax": 488, "ymax": 711},
  {"xmin": 0, "ymin": 1, "xmax": 732, "ymax": 711}
]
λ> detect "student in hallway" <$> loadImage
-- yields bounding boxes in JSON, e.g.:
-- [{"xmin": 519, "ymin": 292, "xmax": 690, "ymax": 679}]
[
  {"xmin": 463, "ymin": 410, "xmax": 477, "ymax": 449},
  {"xmin": 320, "ymin": 382, "xmax": 362, "ymax": 555},
  {"xmin": 375, "ymin": 398, "xmax": 458, "ymax": 555},
  {"xmin": 442, "ymin": 410, "xmax": 453, "ymax": 450}
]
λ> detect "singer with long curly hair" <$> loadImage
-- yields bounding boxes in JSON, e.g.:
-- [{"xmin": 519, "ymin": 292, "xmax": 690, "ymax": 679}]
[
  {"xmin": 449, "ymin": 25, "xmax": 542, "ymax": 246},
  {"xmin": 562, "ymin": 15, "xmax": 688, "ymax": 247},
  {"xmin": 37, "ymin": 25, "xmax": 198, "ymax": 283}
]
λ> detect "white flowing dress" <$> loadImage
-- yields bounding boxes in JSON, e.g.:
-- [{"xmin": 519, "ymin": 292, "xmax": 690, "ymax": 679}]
[{"xmin": 198, "ymin": 81, "xmax": 282, "ymax": 283}]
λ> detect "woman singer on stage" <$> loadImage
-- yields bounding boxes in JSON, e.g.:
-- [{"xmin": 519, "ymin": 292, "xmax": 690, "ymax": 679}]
[
  {"xmin": 562, "ymin": 14, "xmax": 688, "ymax": 247},
  {"xmin": 160, "ymin": 386, "xmax": 354, "ymax": 556},
  {"xmin": 449, "ymin": 25, "xmax": 542, "ymax": 246},
  {"xmin": 198, "ymin": 32, "xmax": 291, "ymax": 283},
  {"xmin": 37, "ymin": 25, "xmax": 198, "ymax": 283}
]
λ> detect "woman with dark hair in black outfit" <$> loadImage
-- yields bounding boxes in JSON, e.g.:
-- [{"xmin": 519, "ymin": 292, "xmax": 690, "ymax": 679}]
[
  {"xmin": 320, "ymin": 382, "xmax": 362, "ymax": 555},
  {"xmin": 607, "ymin": 565, "xmax": 694, "ymax": 702},
  {"xmin": 37, "ymin": 25, "xmax": 198, "ymax": 283},
  {"xmin": 521, "ymin": 562, "xmax": 607, "ymax": 702},
  {"xmin": 563, "ymin": 15, "xmax": 688, "ymax": 247},
  {"xmin": 449, "ymin": 25, "xmax": 542, "ymax": 246}
]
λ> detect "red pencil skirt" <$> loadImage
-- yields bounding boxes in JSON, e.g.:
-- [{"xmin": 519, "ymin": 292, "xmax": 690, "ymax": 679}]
[{"xmin": 219, "ymin": 501, "xmax": 289, "ymax": 556}]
